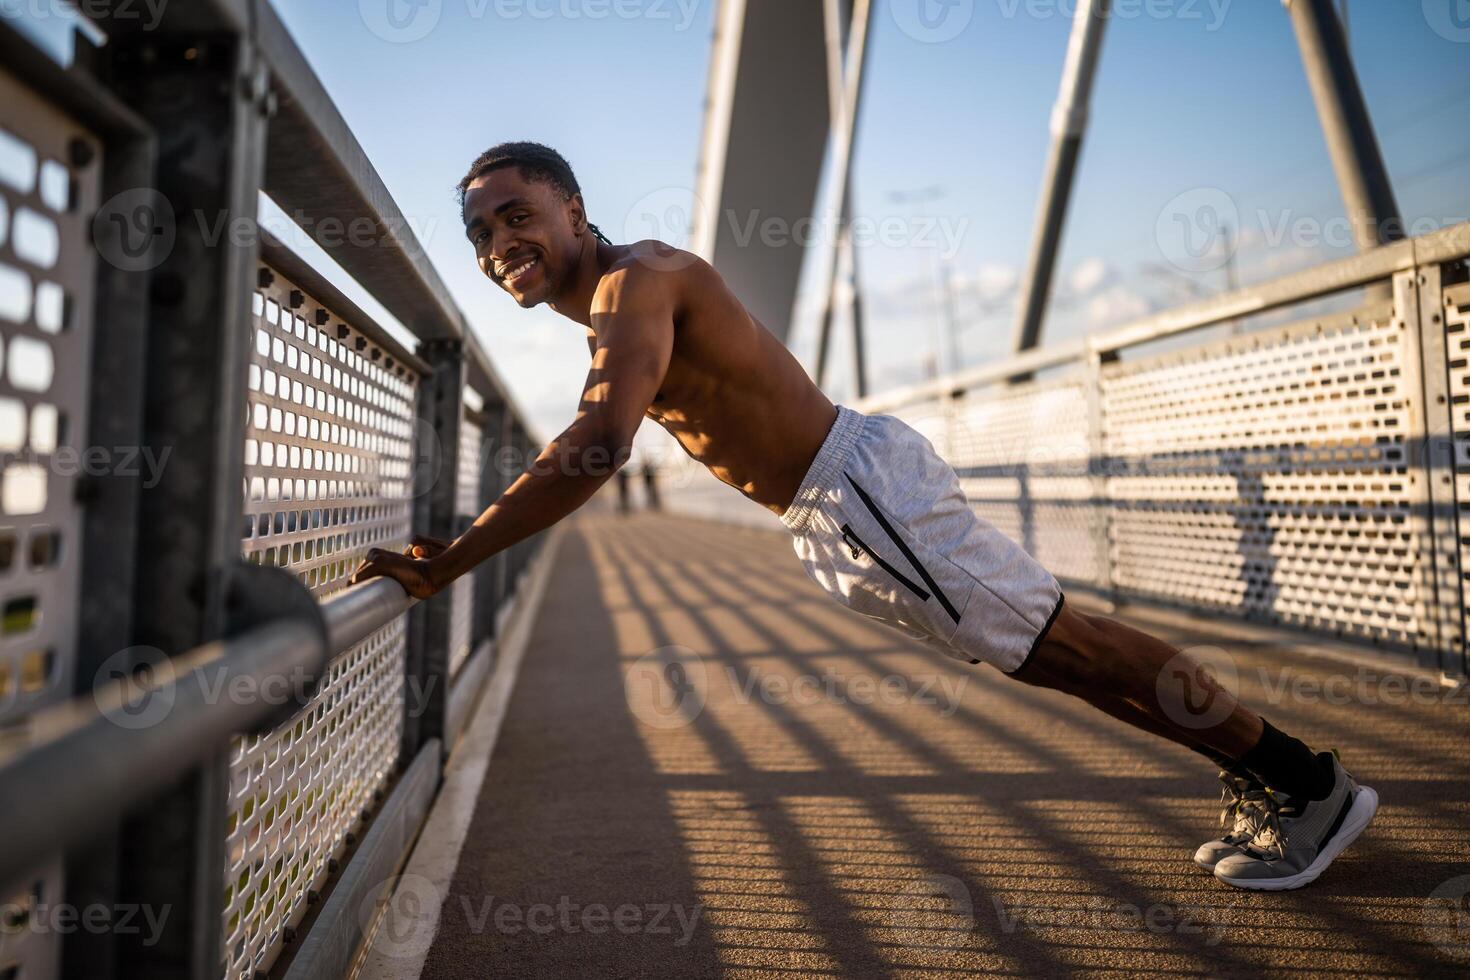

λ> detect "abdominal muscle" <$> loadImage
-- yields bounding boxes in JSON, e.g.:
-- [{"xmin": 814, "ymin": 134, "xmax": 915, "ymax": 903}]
[{"xmin": 643, "ymin": 275, "xmax": 838, "ymax": 515}]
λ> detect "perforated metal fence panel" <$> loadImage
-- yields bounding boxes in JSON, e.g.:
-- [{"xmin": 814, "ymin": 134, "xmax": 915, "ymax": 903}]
[
  {"xmin": 0, "ymin": 65, "xmax": 102, "ymax": 980},
  {"xmin": 882, "ymin": 385, "xmax": 1100, "ymax": 589},
  {"xmin": 242, "ymin": 270, "xmax": 417, "ymax": 599},
  {"xmin": 856, "ymin": 293, "xmax": 1456, "ymax": 660},
  {"xmin": 945, "ymin": 378, "xmax": 1098, "ymax": 586},
  {"xmin": 1443, "ymin": 279, "xmax": 1470, "ymax": 674},
  {"xmin": 226, "ymin": 266, "xmax": 417, "ymax": 979},
  {"xmin": 1101, "ymin": 304, "xmax": 1426, "ymax": 645},
  {"xmin": 0, "ymin": 71, "xmax": 97, "ymax": 747},
  {"xmin": 449, "ymin": 409, "xmax": 483, "ymax": 678}
]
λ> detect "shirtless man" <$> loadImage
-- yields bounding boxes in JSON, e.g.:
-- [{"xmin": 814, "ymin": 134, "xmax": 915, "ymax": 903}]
[{"xmin": 351, "ymin": 142, "xmax": 1376, "ymax": 890}]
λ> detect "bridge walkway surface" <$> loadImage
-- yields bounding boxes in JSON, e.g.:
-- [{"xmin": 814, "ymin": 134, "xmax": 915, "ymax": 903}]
[{"xmin": 407, "ymin": 511, "xmax": 1470, "ymax": 979}]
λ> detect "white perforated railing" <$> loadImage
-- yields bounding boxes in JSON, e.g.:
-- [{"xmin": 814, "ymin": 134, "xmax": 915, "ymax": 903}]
[
  {"xmin": 1445, "ymin": 280, "xmax": 1470, "ymax": 661},
  {"xmin": 0, "ymin": 10, "xmax": 544, "ymax": 980},
  {"xmin": 874, "ymin": 302, "xmax": 1432, "ymax": 646},
  {"xmin": 1101, "ymin": 302, "xmax": 1422, "ymax": 644},
  {"xmin": 0, "ymin": 70, "xmax": 97, "ymax": 748},
  {"xmin": 0, "ymin": 63, "xmax": 101, "ymax": 980},
  {"xmin": 849, "ymin": 263, "xmax": 1469, "ymax": 670},
  {"xmin": 948, "ymin": 376, "xmax": 1097, "ymax": 585},
  {"xmin": 243, "ymin": 267, "xmax": 417, "ymax": 599},
  {"xmin": 225, "ymin": 265, "xmax": 421, "ymax": 979}
]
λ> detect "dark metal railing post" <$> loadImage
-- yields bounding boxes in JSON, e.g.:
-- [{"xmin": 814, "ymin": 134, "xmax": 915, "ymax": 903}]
[
  {"xmin": 99, "ymin": 30, "xmax": 270, "ymax": 980},
  {"xmin": 1396, "ymin": 265, "xmax": 1466, "ymax": 674},
  {"xmin": 512, "ymin": 428, "xmax": 538, "ymax": 581},
  {"xmin": 1085, "ymin": 343, "xmax": 1118, "ymax": 602},
  {"xmin": 405, "ymin": 339, "xmax": 466, "ymax": 756},
  {"xmin": 496, "ymin": 411, "xmax": 519, "ymax": 603},
  {"xmin": 475, "ymin": 401, "xmax": 509, "ymax": 645},
  {"xmin": 57, "ymin": 46, "xmax": 155, "ymax": 980}
]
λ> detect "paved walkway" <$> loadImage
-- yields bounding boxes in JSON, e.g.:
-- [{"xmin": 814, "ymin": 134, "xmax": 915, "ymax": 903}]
[{"xmin": 421, "ymin": 512, "xmax": 1470, "ymax": 979}]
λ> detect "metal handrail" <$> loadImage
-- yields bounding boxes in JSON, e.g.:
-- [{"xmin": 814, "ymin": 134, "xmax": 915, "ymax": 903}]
[
  {"xmin": 89, "ymin": 0, "xmax": 539, "ymax": 441},
  {"xmin": 251, "ymin": 0, "xmax": 534, "ymax": 438},
  {"xmin": 0, "ymin": 9, "xmax": 538, "ymax": 977},
  {"xmin": 861, "ymin": 219, "xmax": 1470, "ymax": 414},
  {"xmin": 0, "ymin": 579, "xmax": 416, "ymax": 887}
]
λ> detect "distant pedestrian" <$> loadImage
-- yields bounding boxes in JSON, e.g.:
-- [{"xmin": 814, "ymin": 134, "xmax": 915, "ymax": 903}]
[
  {"xmin": 615, "ymin": 469, "xmax": 630, "ymax": 515},
  {"xmin": 642, "ymin": 463, "xmax": 660, "ymax": 511}
]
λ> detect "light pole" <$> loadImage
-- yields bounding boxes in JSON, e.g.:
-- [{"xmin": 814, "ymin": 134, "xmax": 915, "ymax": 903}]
[{"xmin": 890, "ymin": 185, "xmax": 958, "ymax": 381}]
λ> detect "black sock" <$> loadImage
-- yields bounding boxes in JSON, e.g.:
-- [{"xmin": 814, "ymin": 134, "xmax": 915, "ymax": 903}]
[
  {"xmin": 1193, "ymin": 743, "xmax": 1254, "ymax": 781},
  {"xmin": 1236, "ymin": 719, "xmax": 1335, "ymax": 801}
]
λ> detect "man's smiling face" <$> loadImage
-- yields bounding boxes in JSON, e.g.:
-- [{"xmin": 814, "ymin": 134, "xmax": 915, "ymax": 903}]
[{"xmin": 463, "ymin": 166, "xmax": 585, "ymax": 308}]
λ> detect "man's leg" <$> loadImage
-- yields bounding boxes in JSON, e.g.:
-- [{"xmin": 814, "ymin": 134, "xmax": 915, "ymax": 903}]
[
  {"xmin": 1014, "ymin": 600, "xmax": 1260, "ymax": 752},
  {"xmin": 1011, "ymin": 597, "xmax": 1380, "ymax": 890},
  {"xmin": 1012, "ymin": 657, "xmax": 1244, "ymax": 772}
]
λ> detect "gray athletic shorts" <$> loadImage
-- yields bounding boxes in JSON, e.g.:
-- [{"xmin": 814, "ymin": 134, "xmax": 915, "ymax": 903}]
[{"xmin": 782, "ymin": 405, "xmax": 1065, "ymax": 673}]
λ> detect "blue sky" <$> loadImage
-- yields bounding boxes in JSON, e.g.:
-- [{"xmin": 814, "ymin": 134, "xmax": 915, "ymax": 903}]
[{"xmin": 269, "ymin": 0, "xmax": 1470, "ymax": 434}]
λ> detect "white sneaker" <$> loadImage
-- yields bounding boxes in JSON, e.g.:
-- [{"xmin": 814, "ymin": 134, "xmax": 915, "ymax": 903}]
[
  {"xmin": 1194, "ymin": 771, "xmax": 1271, "ymax": 871},
  {"xmin": 1213, "ymin": 752, "xmax": 1378, "ymax": 891}
]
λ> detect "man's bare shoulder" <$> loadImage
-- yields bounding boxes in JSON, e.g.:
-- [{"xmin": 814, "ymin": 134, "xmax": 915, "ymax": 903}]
[{"xmin": 594, "ymin": 240, "xmax": 720, "ymax": 305}]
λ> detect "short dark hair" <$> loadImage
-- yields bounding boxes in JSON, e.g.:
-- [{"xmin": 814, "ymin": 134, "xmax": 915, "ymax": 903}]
[{"xmin": 457, "ymin": 141, "xmax": 611, "ymax": 243}]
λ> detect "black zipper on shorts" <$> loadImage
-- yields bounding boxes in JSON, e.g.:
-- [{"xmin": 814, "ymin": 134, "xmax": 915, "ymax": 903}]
[
  {"xmin": 844, "ymin": 473, "xmax": 961, "ymax": 624},
  {"xmin": 839, "ymin": 523, "xmax": 930, "ymax": 603}
]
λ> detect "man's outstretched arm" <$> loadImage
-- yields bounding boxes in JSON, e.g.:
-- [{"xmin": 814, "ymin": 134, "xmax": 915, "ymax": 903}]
[{"xmin": 350, "ymin": 267, "xmax": 675, "ymax": 598}]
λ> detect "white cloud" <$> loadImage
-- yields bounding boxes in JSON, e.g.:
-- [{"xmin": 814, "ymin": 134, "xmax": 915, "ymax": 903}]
[
  {"xmin": 1086, "ymin": 284, "xmax": 1153, "ymax": 328},
  {"xmin": 973, "ymin": 263, "xmax": 1019, "ymax": 300},
  {"xmin": 1069, "ymin": 257, "xmax": 1111, "ymax": 295}
]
